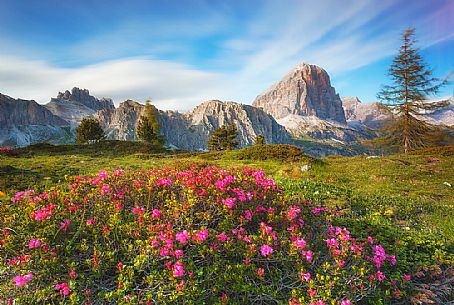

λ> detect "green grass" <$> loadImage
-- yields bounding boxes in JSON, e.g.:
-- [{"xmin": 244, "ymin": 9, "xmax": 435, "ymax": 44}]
[{"xmin": 1, "ymin": 142, "xmax": 453, "ymax": 243}]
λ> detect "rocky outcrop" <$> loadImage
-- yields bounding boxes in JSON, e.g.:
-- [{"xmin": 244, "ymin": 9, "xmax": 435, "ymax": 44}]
[
  {"xmin": 95, "ymin": 99, "xmax": 290, "ymax": 151},
  {"xmin": 0, "ymin": 93, "xmax": 71, "ymax": 146},
  {"xmin": 45, "ymin": 87, "xmax": 114, "ymax": 124},
  {"xmin": 182, "ymin": 100, "xmax": 290, "ymax": 150},
  {"xmin": 253, "ymin": 63, "xmax": 346, "ymax": 124},
  {"xmin": 341, "ymin": 96, "xmax": 390, "ymax": 129},
  {"xmin": 94, "ymin": 100, "xmax": 145, "ymax": 140}
]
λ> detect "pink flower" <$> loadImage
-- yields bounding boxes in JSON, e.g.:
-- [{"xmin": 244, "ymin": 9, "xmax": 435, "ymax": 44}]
[
  {"xmin": 59, "ymin": 219, "xmax": 71, "ymax": 232},
  {"xmin": 257, "ymin": 268, "xmax": 264, "ymax": 277},
  {"xmin": 403, "ymin": 274, "xmax": 411, "ymax": 283},
  {"xmin": 28, "ymin": 238, "xmax": 41, "ymax": 249},
  {"xmin": 174, "ymin": 250, "xmax": 184, "ymax": 258},
  {"xmin": 157, "ymin": 178, "xmax": 172, "ymax": 186},
  {"xmin": 302, "ymin": 272, "xmax": 311, "ymax": 282},
  {"xmin": 101, "ymin": 185, "xmax": 110, "ymax": 195},
  {"xmin": 222, "ymin": 197, "xmax": 236, "ymax": 209},
  {"xmin": 293, "ymin": 238, "xmax": 306, "ymax": 248},
  {"xmin": 86, "ymin": 219, "xmax": 96, "ymax": 225},
  {"xmin": 176, "ymin": 230, "xmax": 189, "ymax": 244},
  {"xmin": 326, "ymin": 238, "xmax": 338, "ymax": 248},
  {"xmin": 132, "ymin": 206, "xmax": 145, "ymax": 214},
  {"xmin": 98, "ymin": 170, "xmax": 108, "ymax": 180},
  {"xmin": 172, "ymin": 260, "xmax": 185, "ymax": 277},
  {"xmin": 287, "ymin": 205, "xmax": 301, "ymax": 219},
  {"xmin": 307, "ymin": 288, "xmax": 317, "ymax": 297},
  {"xmin": 340, "ymin": 300, "xmax": 351, "ymax": 305},
  {"xmin": 56, "ymin": 282, "xmax": 70, "ymax": 296},
  {"xmin": 194, "ymin": 229, "xmax": 209, "ymax": 242},
  {"xmin": 302, "ymin": 250, "xmax": 313, "ymax": 262},
  {"xmin": 389, "ymin": 255, "xmax": 396, "ymax": 265},
  {"xmin": 13, "ymin": 273, "xmax": 33, "ymax": 287},
  {"xmin": 245, "ymin": 210, "xmax": 252, "ymax": 220},
  {"xmin": 152, "ymin": 209, "xmax": 161, "ymax": 218},
  {"xmin": 260, "ymin": 245, "xmax": 273, "ymax": 257},
  {"xmin": 376, "ymin": 270, "xmax": 385, "ymax": 282},
  {"xmin": 69, "ymin": 270, "xmax": 76, "ymax": 279},
  {"xmin": 216, "ymin": 233, "xmax": 230, "ymax": 242}
]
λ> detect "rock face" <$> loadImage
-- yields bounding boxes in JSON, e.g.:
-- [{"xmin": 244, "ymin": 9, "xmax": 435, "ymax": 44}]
[
  {"xmin": 45, "ymin": 87, "xmax": 114, "ymax": 124},
  {"xmin": 253, "ymin": 63, "xmax": 346, "ymax": 124},
  {"xmin": 0, "ymin": 93, "xmax": 71, "ymax": 146},
  {"xmin": 341, "ymin": 96, "xmax": 390, "ymax": 129},
  {"xmin": 95, "ymin": 100, "xmax": 290, "ymax": 151}
]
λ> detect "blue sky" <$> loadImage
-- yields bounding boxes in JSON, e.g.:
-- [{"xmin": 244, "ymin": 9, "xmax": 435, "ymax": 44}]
[{"xmin": 0, "ymin": 0, "xmax": 453, "ymax": 111}]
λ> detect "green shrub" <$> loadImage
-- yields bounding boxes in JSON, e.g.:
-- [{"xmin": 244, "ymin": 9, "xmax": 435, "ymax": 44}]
[{"xmin": 237, "ymin": 144, "xmax": 309, "ymax": 162}]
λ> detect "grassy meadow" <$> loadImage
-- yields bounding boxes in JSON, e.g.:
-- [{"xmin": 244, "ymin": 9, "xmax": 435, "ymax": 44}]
[{"xmin": 1, "ymin": 142, "xmax": 453, "ymax": 304}]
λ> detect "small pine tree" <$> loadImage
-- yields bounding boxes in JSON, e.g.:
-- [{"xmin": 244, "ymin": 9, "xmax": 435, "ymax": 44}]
[
  {"xmin": 76, "ymin": 118, "xmax": 105, "ymax": 144},
  {"xmin": 207, "ymin": 124, "xmax": 239, "ymax": 151},
  {"xmin": 255, "ymin": 135, "xmax": 265, "ymax": 145},
  {"xmin": 137, "ymin": 100, "xmax": 164, "ymax": 146},
  {"xmin": 377, "ymin": 27, "xmax": 449, "ymax": 153}
]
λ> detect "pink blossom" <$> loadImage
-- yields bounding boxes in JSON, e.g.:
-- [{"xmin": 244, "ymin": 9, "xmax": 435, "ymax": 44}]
[
  {"xmin": 245, "ymin": 210, "xmax": 252, "ymax": 220},
  {"xmin": 302, "ymin": 250, "xmax": 313, "ymax": 262},
  {"xmin": 293, "ymin": 238, "xmax": 306, "ymax": 249},
  {"xmin": 302, "ymin": 272, "xmax": 311, "ymax": 282},
  {"xmin": 172, "ymin": 261, "xmax": 185, "ymax": 277},
  {"xmin": 194, "ymin": 229, "xmax": 209, "ymax": 242},
  {"xmin": 174, "ymin": 250, "xmax": 184, "ymax": 258},
  {"xmin": 260, "ymin": 245, "xmax": 273, "ymax": 257},
  {"xmin": 216, "ymin": 233, "xmax": 230, "ymax": 242},
  {"xmin": 13, "ymin": 273, "xmax": 33, "ymax": 287},
  {"xmin": 86, "ymin": 219, "xmax": 96, "ymax": 225},
  {"xmin": 222, "ymin": 197, "xmax": 236, "ymax": 208},
  {"xmin": 389, "ymin": 255, "xmax": 396, "ymax": 265},
  {"xmin": 56, "ymin": 282, "xmax": 70, "ymax": 296},
  {"xmin": 340, "ymin": 300, "xmax": 351, "ymax": 305},
  {"xmin": 307, "ymin": 288, "xmax": 317, "ymax": 297},
  {"xmin": 157, "ymin": 178, "xmax": 172, "ymax": 186},
  {"xmin": 287, "ymin": 205, "xmax": 301, "ymax": 219},
  {"xmin": 59, "ymin": 219, "xmax": 71, "ymax": 232},
  {"xmin": 403, "ymin": 274, "xmax": 411, "ymax": 283},
  {"xmin": 176, "ymin": 230, "xmax": 189, "ymax": 244},
  {"xmin": 101, "ymin": 185, "xmax": 110, "ymax": 195},
  {"xmin": 28, "ymin": 238, "xmax": 41, "ymax": 249},
  {"xmin": 113, "ymin": 169, "xmax": 124, "ymax": 176},
  {"xmin": 257, "ymin": 268, "xmax": 264, "ymax": 277},
  {"xmin": 152, "ymin": 209, "xmax": 161, "ymax": 218},
  {"xmin": 132, "ymin": 206, "xmax": 145, "ymax": 214},
  {"xmin": 376, "ymin": 270, "xmax": 385, "ymax": 282},
  {"xmin": 69, "ymin": 270, "xmax": 76, "ymax": 279}
]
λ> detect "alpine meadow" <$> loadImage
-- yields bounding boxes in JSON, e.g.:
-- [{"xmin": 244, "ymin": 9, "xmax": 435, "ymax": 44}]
[{"xmin": 0, "ymin": 1, "xmax": 453, "ymax": 304}]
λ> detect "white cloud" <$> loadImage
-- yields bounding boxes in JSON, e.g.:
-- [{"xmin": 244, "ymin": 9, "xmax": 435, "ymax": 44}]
[{"xmin": 0, "ymin": 55, "xmax": 222, "ymax": 111}]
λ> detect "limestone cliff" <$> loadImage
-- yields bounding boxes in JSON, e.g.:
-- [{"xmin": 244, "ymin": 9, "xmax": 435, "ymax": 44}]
[{"xmin": 253, "ymin": 63, "xmax": 346, "ymax": 124}]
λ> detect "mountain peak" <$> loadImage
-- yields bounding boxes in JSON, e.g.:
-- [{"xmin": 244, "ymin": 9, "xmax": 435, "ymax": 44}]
[{"xmin": 253, "ymin": 63, "xmax": 346, "ymax": 124}]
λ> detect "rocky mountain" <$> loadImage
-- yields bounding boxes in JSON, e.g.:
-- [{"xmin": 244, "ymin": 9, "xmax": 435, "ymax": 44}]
[
  {"xmin": 95, "ymin": 99, "xmax": 290, "ymax": 151},
  {"xmin": 341, "ymin": 96, "xmax": 390, "ymax": 129},
  {"xmin": 45, "ymin": 87, "xmax": 114, "ymax": 125},
  {"xmin": 0, "ymin": 93, "xmax": 71, "ymax": 146},
  {"xmin": 253, "ymin": 63, "xmax": 346, "ymax": 124},
  {"xmin": 341, "ymin": 96, "xmax": 454, "ymax": 129}
]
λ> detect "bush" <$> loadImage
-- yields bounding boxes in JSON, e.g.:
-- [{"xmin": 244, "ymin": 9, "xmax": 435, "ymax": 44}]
[
  {"xmin": 1, "ymin": 166, "xmax": 408, "ymax": 304},
  {"xmin": 238, "ymin": 144, "xmax": 309, "ymax": 162},
  {"xmin": 76, "ymin": 118, "xmax": 105, "ymax": 144}
]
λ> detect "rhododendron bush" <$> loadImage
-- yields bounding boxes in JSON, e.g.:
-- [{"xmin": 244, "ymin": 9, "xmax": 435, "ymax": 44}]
[{"xmin": 0, "ymin": 166, "xmax": 408, "ymax": 304}]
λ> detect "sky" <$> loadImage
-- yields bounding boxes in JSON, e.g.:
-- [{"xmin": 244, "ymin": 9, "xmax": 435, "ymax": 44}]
[{"xmin": 0, "ymin": 0, "xmax": 453, "ymax": 111}]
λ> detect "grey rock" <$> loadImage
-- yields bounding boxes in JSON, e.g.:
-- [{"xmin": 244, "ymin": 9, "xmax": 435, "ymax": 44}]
[
  {"xmin": 253, "ymin": 63, "xmax": 347, "ymax": 124},
  {"xmin": 95, "ymin": 99, "xmax": 290, "ymax": 151},
  {"xmin": 0, "ymin": 93, "xmax": 71, "ymax": 146},
  {"xmin": 45, "ymin": 87, "xmax": 114, "ymax": 124}
]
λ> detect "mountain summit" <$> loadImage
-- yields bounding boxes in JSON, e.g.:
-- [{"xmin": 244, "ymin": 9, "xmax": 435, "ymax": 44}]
[{"xmin": 253, "ymin": 63, "xmax": 346, "ymax": 124}]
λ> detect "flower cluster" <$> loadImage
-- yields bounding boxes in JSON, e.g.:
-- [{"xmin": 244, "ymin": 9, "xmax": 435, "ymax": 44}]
[{"xmin": 1, "ymin": 166, "xmax": 407, "ymax": 304}]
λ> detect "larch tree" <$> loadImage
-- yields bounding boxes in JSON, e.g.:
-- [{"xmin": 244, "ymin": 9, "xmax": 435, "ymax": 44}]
[
  {"xmin": 76, "ymin": 117, "xmax": 105, "ymax": 144},
  {"xmin": 377, "ymin": 27, "xmax": 449, "ymax": 153},
  {"xmin": 136, "ymin": 100, "xmax": 164, "ymax": 147},
  {"xmin": 207, "ymin": 124, "xmax": 239, "ymax": 151}
]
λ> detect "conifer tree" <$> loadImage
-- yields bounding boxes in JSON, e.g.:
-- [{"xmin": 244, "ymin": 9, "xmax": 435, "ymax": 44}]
[
  {"xmin": 377, "ymin": 27, "xmax": 449, "ymax": 153},
  {"xmin": 137, "ymin": 100, "xmax": 164, "ymax": 146},
  {"xmin": 207, "ymin": 124, "xmax": 239, "ymax": 151},
  {"xmin": 76, "ymin": 117, "xmax": 105, "ymax": 144},
  {"xmin": 255, "ymin": 135, "xmax": 265, "ymax": 145}
]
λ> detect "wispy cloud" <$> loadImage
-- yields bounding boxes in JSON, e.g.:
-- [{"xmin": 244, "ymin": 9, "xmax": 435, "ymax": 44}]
[
  {"xmin": 0, "ymin": 55, "xmax": 222, "ymax": 111},
  {"xmin": 0, "ymin": 0, "xmax": 452, "ymax": 108}
]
